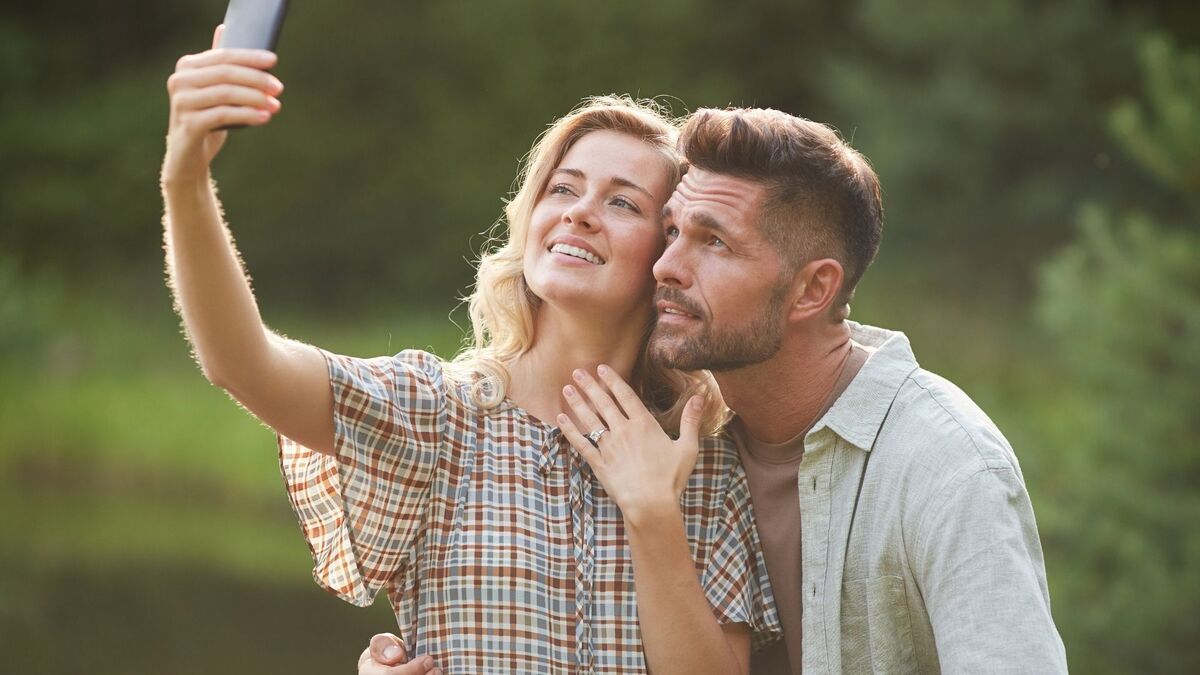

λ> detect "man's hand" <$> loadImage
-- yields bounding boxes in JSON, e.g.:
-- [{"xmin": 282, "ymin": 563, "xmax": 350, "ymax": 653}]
[
  {"xmin": 557, "ymin": 365, "xmax": 704, "ymax": 524},
  {"xmin": 357, "ymin": 633, "xmax": 442, "ymax": 675}
]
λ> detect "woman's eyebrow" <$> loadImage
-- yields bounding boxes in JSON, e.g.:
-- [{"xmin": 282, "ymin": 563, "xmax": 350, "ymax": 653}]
[
  {"xmin": 552, "ymin": 168, "xmax": 652, "ymax": 199},
  {"xmin": 610, "ymin": 176, "xmax": 653, "ymax": 199}
]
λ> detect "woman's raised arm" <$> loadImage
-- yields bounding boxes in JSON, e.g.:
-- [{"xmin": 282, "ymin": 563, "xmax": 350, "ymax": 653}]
[{"xmin": 161, "ymin": 26, "xmax": 334, "ymax": 455}]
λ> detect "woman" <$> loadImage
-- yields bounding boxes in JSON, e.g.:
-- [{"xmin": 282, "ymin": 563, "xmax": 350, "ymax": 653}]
[{"xmin": 161, "ymin": 27, "xmax": 778, "ymax": 674}]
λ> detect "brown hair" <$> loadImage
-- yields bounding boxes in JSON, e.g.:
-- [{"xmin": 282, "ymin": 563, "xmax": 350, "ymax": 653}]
[{"xmin": 678, "ymin": 107, "xmax": 884, "ymax": 309}]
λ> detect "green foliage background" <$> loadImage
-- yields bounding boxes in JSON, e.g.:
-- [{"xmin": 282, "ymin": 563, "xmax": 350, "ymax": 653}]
[{"xmin": 2, "ymin": 0, "xmax": 1198, "ymax": 672}]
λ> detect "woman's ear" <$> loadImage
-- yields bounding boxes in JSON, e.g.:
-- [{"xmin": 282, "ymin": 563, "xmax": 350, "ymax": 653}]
[{"xmin": 786, "ymin": 258, "xmax": 845, "ymax": 323}]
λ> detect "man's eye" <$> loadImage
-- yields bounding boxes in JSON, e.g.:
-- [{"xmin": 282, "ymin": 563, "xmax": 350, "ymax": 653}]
[{"xmin": 665, "ymin": 225, "xmax": 679, "ymax": 239}]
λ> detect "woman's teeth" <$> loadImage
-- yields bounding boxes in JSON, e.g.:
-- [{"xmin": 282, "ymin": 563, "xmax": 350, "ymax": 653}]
[{"xmin": 550, "ymin": 243, "xmax": 605, "ymax": 265}]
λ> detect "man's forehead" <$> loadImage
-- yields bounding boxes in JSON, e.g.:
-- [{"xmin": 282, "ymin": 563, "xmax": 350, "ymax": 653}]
[{"xmin": 667, "ymin": 167, "xmax": 765, "ymax": 215}]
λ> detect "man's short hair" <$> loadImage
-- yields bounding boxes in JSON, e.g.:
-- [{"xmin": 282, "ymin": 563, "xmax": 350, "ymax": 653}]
[{"xmin": 678, "ymin": 108, "xmax": 884, "ymax": 308}]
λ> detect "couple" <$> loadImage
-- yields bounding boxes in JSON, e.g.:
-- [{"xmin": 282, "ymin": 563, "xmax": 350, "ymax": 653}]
[{"xmin": 162, "ymin": 32, "xmax": 1067, "ymax": 675}]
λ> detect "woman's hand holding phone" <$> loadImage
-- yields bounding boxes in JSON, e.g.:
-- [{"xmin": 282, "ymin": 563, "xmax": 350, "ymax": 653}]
[{"xmin": 162, "ymin": 25, "xmax": 283, "ymax": 186}]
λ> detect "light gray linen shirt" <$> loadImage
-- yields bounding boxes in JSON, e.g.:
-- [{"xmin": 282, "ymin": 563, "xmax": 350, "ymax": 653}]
[{"xmin": 795, "ymin": 322, "xmax": 1067, "ymax": 674}]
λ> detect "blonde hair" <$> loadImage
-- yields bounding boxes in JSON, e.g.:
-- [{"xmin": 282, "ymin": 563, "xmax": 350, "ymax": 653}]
[{"xmin": 445, "ymin": 95, "xmax": 728, "ymax": 436}]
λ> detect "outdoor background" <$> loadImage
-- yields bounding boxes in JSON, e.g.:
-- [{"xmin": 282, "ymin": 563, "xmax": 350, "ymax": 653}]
[{"xmin": 2, "ymin": 0, "xmax": 1198, "ymax": 672}]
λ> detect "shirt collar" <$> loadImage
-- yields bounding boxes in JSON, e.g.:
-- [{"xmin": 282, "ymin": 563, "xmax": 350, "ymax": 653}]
[
  {"xmin": 482, "ymin": 397, "xmax": 564, "ymax": 475},
  {"xmin": 809, "ymin": 321, "xmax": 920, "ymax": 452}
]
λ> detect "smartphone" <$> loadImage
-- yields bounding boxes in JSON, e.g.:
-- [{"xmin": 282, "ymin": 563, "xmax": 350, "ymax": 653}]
[
  {"xmin": 219, "ymin": 0, "xmax": 290, "ymax": 51},
  {"xmin": 216, "ymin": 0, "xmax": 289, "ymax": 129}
]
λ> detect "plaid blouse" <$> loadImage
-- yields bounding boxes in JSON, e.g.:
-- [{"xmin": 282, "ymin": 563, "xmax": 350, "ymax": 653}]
[{"xmin": 279, "ymin": 350, "xmax": 780, "ymax": 673}]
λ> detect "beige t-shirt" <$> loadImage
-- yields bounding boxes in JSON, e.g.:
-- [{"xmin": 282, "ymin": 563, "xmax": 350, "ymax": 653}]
[{"xmin": 735, "ymin": 343, "xmax": 867, "ymax": 675}]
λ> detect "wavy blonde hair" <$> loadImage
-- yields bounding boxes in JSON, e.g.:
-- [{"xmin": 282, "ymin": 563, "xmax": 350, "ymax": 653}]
[{"xmin": 445, "ymin": 95, "xmax": 728, "ymax": 436}]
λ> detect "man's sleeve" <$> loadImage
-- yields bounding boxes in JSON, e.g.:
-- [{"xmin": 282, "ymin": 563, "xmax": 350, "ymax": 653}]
[
  {"xmin": 912, "ymin": 462, "xmax": 1068, "ymax": 673},
  {"xmin": 278, "ymin": 348, "xmax": 447, "ymax": 608}
]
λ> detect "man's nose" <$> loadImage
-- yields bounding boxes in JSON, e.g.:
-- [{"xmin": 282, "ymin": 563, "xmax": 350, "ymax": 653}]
[{"xmin": 653, "ymin": 239, "xmax": 690, "ymax": 288}]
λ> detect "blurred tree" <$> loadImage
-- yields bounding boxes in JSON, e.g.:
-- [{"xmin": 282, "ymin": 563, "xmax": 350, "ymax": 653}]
[
  {"xmin": 819, "ymin": 0, "xmax": 1152, "ymax": 294},
  {"xmin": 1035, "ymin": 34, "xmax": 1200, "ymax": 674}
]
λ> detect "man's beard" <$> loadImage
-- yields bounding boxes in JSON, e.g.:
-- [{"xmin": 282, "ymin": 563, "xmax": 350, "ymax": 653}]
[{"xmin": 648, "ymin": 285, "xmax": 788, "ymax": 372}]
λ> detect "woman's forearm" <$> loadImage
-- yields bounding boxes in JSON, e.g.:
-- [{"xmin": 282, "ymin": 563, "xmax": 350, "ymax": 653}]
[
  {"xmin": 625, "ymin": 503, "xmax": 749, "ymax": 675},
  {"xmin": 162, "ymin": 173, "xmax": 273, "ymax": 388},
  {"xmin": 161, "ymin": 173, "xmax": 335, "ymax": 453}
]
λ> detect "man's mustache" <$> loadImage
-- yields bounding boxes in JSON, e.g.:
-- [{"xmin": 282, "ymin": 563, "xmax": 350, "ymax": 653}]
[{"xmin": 654, "ymin": 288, "xmax": 706, "ymax": 321}]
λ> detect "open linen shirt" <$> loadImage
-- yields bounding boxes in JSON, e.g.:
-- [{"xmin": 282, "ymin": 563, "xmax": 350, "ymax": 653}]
[
  {"xmin": 795, "ymin": 323, "xmax": 1067, "ymax": 674},
  {"xmin": 279, "ymin": 349, "xmax": 781, "ymax": 674}
]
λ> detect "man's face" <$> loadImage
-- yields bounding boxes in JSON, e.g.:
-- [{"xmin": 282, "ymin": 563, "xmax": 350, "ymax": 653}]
[{"xmin": 649, "ymin": 167, "xmax": 791, "ymax": 372}]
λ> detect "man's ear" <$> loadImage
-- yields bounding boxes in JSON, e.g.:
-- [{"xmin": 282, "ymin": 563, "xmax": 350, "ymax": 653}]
[{"xmin": 786, "ymin": 258, "xmax": 844, "ymax": 323}]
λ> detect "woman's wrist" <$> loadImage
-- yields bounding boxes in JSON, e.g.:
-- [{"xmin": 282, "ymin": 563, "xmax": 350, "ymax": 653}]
[{"xmin": 621, "ymin": 495, "xmax": 684, "ymax": 532}]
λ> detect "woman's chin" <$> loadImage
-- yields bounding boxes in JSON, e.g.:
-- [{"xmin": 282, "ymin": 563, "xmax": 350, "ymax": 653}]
[{"xmin": 535, "ymin": 286, "xmax": 651, "ymax": 322}]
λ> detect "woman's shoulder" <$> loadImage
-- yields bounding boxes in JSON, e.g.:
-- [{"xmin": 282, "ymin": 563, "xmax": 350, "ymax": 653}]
[
  {"xmin": 320, "ymin": 348, "xmax": 459, "ymax": 412},
  {"xmin": 684, "ymin": 432, "xmax": 747, "ymax": 506},
  {"xmin": 695, "ymin": 432, "xmax": 742, "ymax": 471}
]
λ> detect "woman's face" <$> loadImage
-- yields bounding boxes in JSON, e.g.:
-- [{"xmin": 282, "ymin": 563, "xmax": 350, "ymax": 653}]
[{"xmin": 523, "ymin": 129, "xmax": 674, "ymax": 322}]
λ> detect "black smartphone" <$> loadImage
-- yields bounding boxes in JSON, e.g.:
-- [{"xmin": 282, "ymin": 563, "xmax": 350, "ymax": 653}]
[
  {"xmin": 216, "ymin": 0, "xmax": 289, "ymax": 129},
  {"xmin": 219, "ymin": 0, "xmax": 290, "ymax": 51}
]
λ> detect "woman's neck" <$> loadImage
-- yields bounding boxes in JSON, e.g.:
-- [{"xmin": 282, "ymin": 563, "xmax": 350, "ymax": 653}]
[{"xmin": 507, "ymin": 304, "xmax": 649, "ymax": 426}]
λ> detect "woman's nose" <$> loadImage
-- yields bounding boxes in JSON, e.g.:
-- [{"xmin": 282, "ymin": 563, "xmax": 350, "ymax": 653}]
[{"xmin": 563, "ymin": 197, "xmax": 598, "ymax": 230}]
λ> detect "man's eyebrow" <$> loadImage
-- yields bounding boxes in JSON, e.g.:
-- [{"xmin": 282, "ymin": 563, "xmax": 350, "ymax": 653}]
[
  {"xmin": 551, "ymin": 168, "xmax": 653, "ymax": 199},
  {"xmin": 689, "ymin": 210, "xmax": 731, "ymax": 236},
  {"xmin": 661, "ymin": 207, "xmax": 736, "ymax": 238}
]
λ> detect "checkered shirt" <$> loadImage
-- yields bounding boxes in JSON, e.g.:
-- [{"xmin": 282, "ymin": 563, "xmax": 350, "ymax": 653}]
[{"xmin": 279, "ymin": 349, "xmax": 781, "ymax": 674}]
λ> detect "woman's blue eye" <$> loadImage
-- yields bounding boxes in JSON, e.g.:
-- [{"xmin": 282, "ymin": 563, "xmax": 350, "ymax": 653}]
[
  {"xmin": 549, "ymin": 184, "xmax": 574, "ymax": 195},
  {"xmin": 611, "ymin": 196, "xmax": 640, "ymax": 212}
]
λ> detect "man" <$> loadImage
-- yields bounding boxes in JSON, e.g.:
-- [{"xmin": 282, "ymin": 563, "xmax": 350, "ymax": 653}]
[{"xmin": 362, "ymin": 107, "xmax": 1067, "ymax": 673}]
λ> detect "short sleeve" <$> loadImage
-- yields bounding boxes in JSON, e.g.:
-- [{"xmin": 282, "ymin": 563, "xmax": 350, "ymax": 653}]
[
  {"xmin": 278, "ymin": 348, "xmax": 447, "ymax": 607},
  {"xmin": 698, "ymin": 452, "xmax": 784, "ymax": 652}
]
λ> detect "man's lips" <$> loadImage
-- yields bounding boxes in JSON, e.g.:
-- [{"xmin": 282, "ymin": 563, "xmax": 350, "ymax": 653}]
[
  {"xmin": 654, "ymin": 289, "xmax": 704, "ymax": 321},
  {"xmin": 657, "ymin": 301, "xmax": 698, "ymax": 319}
]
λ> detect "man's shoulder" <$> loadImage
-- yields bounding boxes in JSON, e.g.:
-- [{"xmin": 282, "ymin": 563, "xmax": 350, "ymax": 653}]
[{"xmin": 874, "ymin": 366, "xmax": 1024, "ymax": 492}]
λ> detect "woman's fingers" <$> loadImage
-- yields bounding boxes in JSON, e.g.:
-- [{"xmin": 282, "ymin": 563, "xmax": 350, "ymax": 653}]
[
  {"xmin": 176, "ymin": 46, "xmax": 276, "ymax": 72},
  {"xmin": 167, "ymin": 59, "xmax": 284, "ymax": 138},
  {"xmin": 183, "ymin": 104, "xmax": 273, "ymax": 131},
  {"xmin": 595, "ymin": 364, "xmax": 653, "ymax": 421},
  {"xmin": 557, "ymin": 413, "xmax": 604, "ymax": 468},
  {"xmin": 212, "ymin": 24, "xmax": 224, "ymax": 50},
  {"xmin": 168, "ymin": 64, "xmax": 283, "ymax": 98},
  {"xmin": 173, "ymin": 83, "xmax": 279, "ymax": 116},
  {"xmin": 678, "ymin": 395, "xmax": 704, "ymax": 452},
  {"xmin": 562, "ymin": 384, "xmax": 608, "ymax": 436},
  {"xmin": 571, "ymin": 369, "xmax": 627, "ymax": 425}
]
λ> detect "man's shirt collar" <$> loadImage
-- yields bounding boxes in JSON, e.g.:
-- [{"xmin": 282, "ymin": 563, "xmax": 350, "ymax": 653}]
[{"xmin": 809, "ymin": 322, "xmax": 920, "ymax": 452}]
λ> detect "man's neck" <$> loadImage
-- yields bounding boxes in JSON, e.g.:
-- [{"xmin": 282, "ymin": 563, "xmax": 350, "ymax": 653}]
[{"xmin": 716, "ymin": 321, "xmax": 854, "ymax": 444}]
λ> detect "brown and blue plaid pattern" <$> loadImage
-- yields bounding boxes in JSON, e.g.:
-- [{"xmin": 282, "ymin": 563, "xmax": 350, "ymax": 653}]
[{"xmin": 280, "ymin": 350, "xmax": 780, "ymax": 673}]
